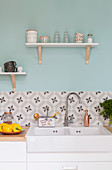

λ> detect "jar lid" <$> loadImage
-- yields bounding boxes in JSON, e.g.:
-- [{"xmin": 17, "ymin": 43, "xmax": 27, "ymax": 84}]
[
  {"xmin": 27, "ymin": 30, "xmax": 37, "ymax": 32},
  {"xmin": 87, "ymin": 33, "xmax": 93, "ymax": 36},
  {"xmin": 55, "ymin": 32, "xmax": 59, "ymax": 33},
  {"xmin": 40, "ymin": 36, "xmax": 50, "ymax": 38},
  {"xmin": 4, "ymin": 112, "xmax": 12, "ymax": 115}
]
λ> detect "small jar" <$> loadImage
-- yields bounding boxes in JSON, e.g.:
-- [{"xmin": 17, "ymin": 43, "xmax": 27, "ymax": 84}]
[
  {"xmin": 87, "ymin": 33, "xmax": 93, "ymax": 43},
  {"xmin": 54, "ymin": 32, "xmax": 60, "ymax": 43},
  {"xmin": 40, "ymin": 36, "xmax": 50, "ymax": 43},
  {"xmin": 27, "ymin": 30, "xmax": 37, "ymax": 43},
  {"xmin": 64, "ymin": 32, "xmax": 69, "ymax": 43},
  {"xmin": 3, "ymin": 112, "xmax": 14, "ymax": 124}
]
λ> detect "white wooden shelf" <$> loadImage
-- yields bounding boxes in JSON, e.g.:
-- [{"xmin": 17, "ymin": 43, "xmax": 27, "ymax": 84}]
[
  {"xmin": 0, "ymin": 72, "xmax": 26, "ymax": 91},
  {"xmin": 0, "ymin": 72, "xmax": 26, "ymax": 75},
  {"xmin": 26, "ymin": 43, "xmax": 99, "ymax": 47},
  {"xmin": 26, "ymin": 43, "xmax": 99, "ymax": 64}
]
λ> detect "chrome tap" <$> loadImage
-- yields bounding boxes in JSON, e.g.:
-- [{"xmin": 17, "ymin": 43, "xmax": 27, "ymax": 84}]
[{"xmin": 64, "ymin": 92, "xmax": 82, "ymax": 127}]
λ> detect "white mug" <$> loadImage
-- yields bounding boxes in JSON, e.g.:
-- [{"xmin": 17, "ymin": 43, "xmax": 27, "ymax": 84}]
[
  {"xmin": 0, "ymin": 67, "xmax": 2, "ymax": 72},
  {"xmin": 17, "ymin": 67, "xmax": 23, "ymax": 72}
]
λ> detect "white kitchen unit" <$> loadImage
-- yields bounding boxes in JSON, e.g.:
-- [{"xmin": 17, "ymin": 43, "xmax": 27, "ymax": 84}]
[
  {"xmin": 1, "ymin": 126, "xmax": 112, "ymax": 170},
  {"xmin": 0, "ymin": 141, "xmax": 26, "ymax": 170},
  {"xmin": 27, "ymin": 162, "xmax": 112, "ymax": 170},
  {"xmin": 26, "ymin": 126, "xmax": 112, "ymax": 170},
  {"xmin": 27, "ymin": 150, "xmax": 112, "ymax": 170},
  {"xmin": 0, "ymin": 163, "xmax": 26, "ymax": 170}
]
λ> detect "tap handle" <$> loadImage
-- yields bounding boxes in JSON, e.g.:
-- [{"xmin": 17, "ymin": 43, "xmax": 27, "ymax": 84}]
[
  {"xmin": 68, "ymin": 114, "xmax": 75, "ymax": 123},
  {"xmin": 69, "ymin": 114, "xmax": 75, "ymax": 120}
]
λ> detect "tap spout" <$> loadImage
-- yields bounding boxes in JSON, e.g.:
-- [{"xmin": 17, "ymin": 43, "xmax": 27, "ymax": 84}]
[{"xmin": 64, "ymin": 92, "xmax": 81, "ymax": 126}]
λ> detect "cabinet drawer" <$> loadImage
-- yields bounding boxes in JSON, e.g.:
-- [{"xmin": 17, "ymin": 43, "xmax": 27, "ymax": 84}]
[
  {"xmin": 0, "ymin": 142, "xmax": 26, "ymax": 162},
  {"xmin": 28, "ymin": 162, "xmax": 112, "ymax": 170},
  {"xmin": 0, "ymin": 163, "xmax": 26, "ymax": 170},
  {"xmin": 28, "ymin": 163, "xmax": 60, "ymax": 170},
  {"xmin": 78, "ymin": 162, "xmax": 112, "ymax": 170},
  {"xmin": 27, "ymin": 152, "xmax": 112, "ymax": 162}
]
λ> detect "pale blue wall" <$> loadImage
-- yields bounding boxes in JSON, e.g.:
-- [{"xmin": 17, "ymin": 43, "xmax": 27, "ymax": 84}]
[{"xmin": 0, "ymin": 0, "xmax": 112, "ymax": 91}]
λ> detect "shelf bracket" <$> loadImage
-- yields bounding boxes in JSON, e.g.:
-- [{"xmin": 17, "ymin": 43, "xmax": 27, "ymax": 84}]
[
  {"xmin": 86, "ymin": 45, "xmax": 91, "ymax": 64},
  {"xmin": 11, "ymin": 74, "xmax": 16, "ymax": 92},
  {"xmin": 38, "ymin": 45, "xmax": 42, "ymax": 64}
]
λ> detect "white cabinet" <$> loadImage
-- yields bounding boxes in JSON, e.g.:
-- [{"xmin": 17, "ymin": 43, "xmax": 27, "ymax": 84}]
[
  {"xmin": 0, "ymin": 141, "xmax": 26, "ymax": 161},
  {"xmin": 27, "ymin": 152, "xmax": 112, "ymax": 170},
  {"xmin": 78, "ymin": 162, "xmax": 112, "ymax": 170},
  {"xmin": 1, "ymin": 140, "xmax": 112, "ymax": 170},
  {"xmin": 0, "ymin": 163, "xmax": 26, "ymax": 170},
  {"xmin": 27, "ymin": 162, "xmax": 112, "ymax": 170},
  {"xmin": 28, "ymin": 163, "xmax": 60, "ymax": 170},
  {"xmin": 0, "ymin": 141, "xmax": 26, "ymax": 170}
]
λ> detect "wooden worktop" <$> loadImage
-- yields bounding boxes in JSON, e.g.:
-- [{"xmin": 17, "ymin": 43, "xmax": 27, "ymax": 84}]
[
  {"xmin": 0, "ymin": 126, "xmax": 29, "ymax": 141},
  {"xmin": 105, "ymin": 126, "xmax": 112, "ymax": 133}
]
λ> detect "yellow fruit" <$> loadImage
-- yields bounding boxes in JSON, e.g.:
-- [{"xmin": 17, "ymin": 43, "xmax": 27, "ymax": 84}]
[
  {"xmin": 0, "ymin": 127, "xmax": 2, "ymax": 132},
  {"xmin": 0, "ymin": 123, "xmax": 4, "ymax": 131},
  {"xmin": 0, "ymin": 123, "xmax": 7, "ymax": 127},
  {"xmin": 11, "ymin": 123, "xmax": 22, "ymax": 132},
  {"xmin": 11, "ymin": 123, "xmax": 17, "ymax": 128},
  {"xmin": 0, "ymin": 123, "xmax": 10, "ymax": 132},
  {"xmin": 2, "ymin": 125, "xmax": 12, "ymax": 132}
]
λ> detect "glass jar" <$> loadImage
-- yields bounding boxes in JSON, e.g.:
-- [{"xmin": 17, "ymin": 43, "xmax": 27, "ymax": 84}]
[
  {"xmin": 54, "ymin": 32, "xmax": 60, "ymax": 43},
  {"xmin": 64, "ymin": 32, "xmax": 69, "ymax": 43},
  {"xmin": 3, "ymin": 112, "xmax": 14, "ymax": 124},
  {"xmin": 26, "ymin": 30, "xmax": 38, "ymax": 43}
]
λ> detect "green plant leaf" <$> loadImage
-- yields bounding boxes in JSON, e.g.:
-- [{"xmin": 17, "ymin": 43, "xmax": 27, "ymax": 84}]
[{"xmin": 99, "ymin": 99, "xmax": 112, "ymax": 119}]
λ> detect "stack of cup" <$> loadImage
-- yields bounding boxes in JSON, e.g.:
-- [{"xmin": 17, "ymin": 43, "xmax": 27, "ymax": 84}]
[
  {"xmin": 54, "ymin": 32, "xmax": 60, "ymax": 43},
  {"xmin": 64, "ymin": 32, "xmax": 69, "ymax": 43},
  {"xmin": 75, "ymin": 33, "xmax": 84, "ymax": 43}
]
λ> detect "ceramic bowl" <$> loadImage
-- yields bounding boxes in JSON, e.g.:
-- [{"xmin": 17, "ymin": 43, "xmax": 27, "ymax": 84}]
[
  {"xmin": 75, "ymin": 32, "xmax": 83, "ymax": 38},
  {"xmin": 75, "ymin": 33, "xmax": 84, "ymax": 43}
]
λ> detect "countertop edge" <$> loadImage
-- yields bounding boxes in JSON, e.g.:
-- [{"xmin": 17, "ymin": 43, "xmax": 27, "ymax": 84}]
[{"xmin": 0, "ymin": 126, "xmax": 29, "ymax": 141}]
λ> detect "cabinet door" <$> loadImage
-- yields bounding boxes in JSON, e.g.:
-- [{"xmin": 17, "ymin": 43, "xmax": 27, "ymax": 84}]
[
  {"xmin": 0, "ymin": 141, "xmax": 26, "ymax": 162},
  {"xmin": 78, "ymin": 162, "xmax": 112, "ymax": 170},
  {"xmin": 27, "ymin": 162, "xmax": 112, "ymax": 170},
  {"xmin": 0, "ymin": 163, "xmax": 26, "ymax": 170},
  {"xmin": 28, "ymin": 163, "xmax": 60, "ymax": 170}
]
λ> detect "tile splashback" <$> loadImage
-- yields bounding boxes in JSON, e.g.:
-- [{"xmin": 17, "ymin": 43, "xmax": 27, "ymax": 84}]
[{"xmin": 0, "ymin": 91, "xmax": 111, "ymax": 126}]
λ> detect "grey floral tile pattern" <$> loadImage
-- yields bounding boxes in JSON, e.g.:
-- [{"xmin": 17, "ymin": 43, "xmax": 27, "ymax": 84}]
[{"xmin": 0, "ymin": 91, "xmax": 112, "ymax": 126}]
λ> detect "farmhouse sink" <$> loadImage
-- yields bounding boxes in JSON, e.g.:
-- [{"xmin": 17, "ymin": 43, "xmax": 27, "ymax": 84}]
[{"xmin": 26, "ymin": 126, "xmax": 112, "ymax": 153}]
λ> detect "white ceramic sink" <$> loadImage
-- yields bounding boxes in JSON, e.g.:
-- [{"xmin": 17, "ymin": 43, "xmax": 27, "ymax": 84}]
[
  {"xmin": 30, "ymin": 127, "xmax": 68, "ymax": 136},
  {"xmin": 27, "ymin": 126, "xmax": 111, "ymax": 136},
  {"xmin": 26, "ymin": 126, "xmax": 112, "ymax": 153}
]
